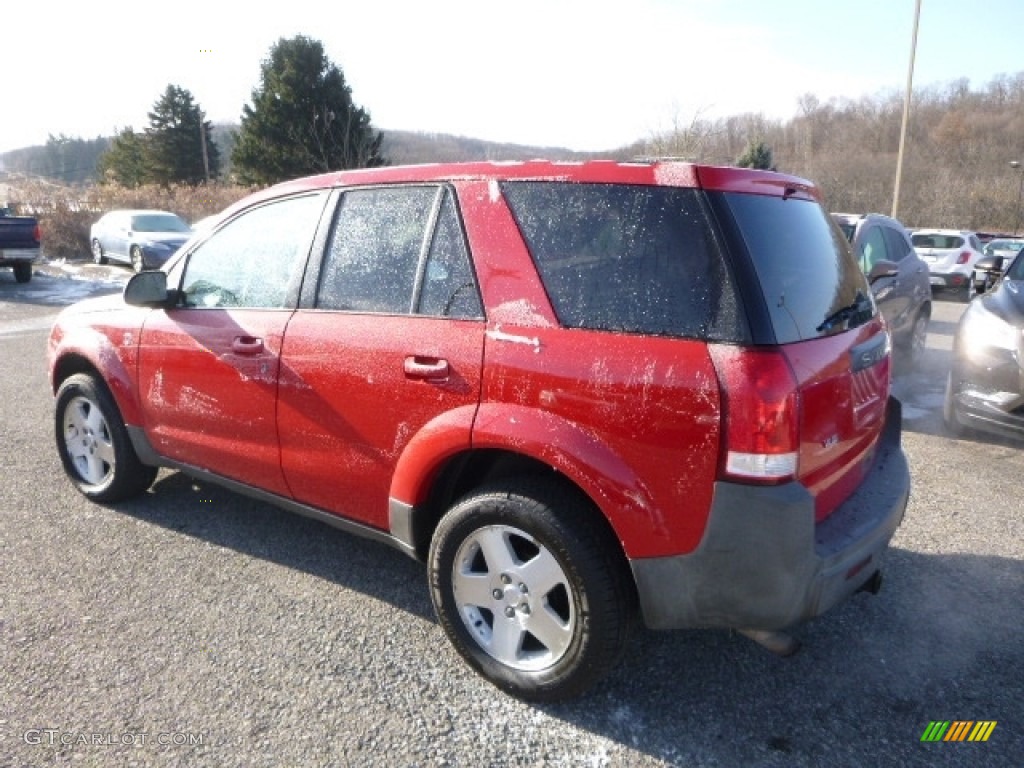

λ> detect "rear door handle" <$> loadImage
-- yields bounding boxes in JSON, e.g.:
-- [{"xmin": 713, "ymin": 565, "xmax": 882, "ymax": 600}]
[
  {"xmin": 232, "ymin": 336, "xmax": 265, "ymax": 355},
  {"xmin": 404, "ymin": 356, "xmax": 450, "ymax": 381}
]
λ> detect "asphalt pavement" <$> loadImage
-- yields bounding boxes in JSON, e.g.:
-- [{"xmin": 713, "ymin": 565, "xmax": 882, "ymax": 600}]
[{"xmin": 0, "ymin": 265, "xmax": 1021, "ymax": 767}]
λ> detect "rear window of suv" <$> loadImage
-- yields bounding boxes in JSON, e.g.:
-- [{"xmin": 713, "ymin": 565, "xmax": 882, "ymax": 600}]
[
  {"xmin": 714, "ymin": 192, "xmax": 872, "ymax": 343},
  {"xmin": 911, "ymin": 234, "xmax": 964, "ymax": 249},
  {"xmin": 501, "ymin": 182, "xmax": 742, "ymax": 340}
]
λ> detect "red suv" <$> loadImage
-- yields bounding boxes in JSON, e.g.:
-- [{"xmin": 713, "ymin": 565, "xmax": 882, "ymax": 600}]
[{"xmin": 48, "ymin": 161, "xmax": 909, "ymax": 700}]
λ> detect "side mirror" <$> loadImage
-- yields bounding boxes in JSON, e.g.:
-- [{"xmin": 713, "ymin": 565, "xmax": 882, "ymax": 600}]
[
  {"xmin": 972, "ymin": 255, "xmax": 1004, "ymax": 294},
  {"xmin": 867, "ymin": 260, "xmax": 899, "ymax": 283},
  {"xmin": 124, "ymin": 270, "xmax": 173, "ymax": 307}
]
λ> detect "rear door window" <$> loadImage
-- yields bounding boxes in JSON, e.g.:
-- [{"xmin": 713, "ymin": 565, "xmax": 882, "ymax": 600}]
[
  {"xmin": 316, "ymin": 186, "xmax": 483, "ymax": 318},
  {"xmin": 501, "ymin": 182, "xmax": 740, "ymax": 340}
]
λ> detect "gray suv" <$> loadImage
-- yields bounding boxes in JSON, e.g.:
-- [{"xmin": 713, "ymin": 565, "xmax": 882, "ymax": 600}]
[{"xmin": 833, "ymin": 213, "xmax": 932, "ymax": 363}]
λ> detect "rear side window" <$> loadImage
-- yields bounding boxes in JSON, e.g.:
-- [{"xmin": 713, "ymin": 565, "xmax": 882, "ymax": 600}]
[
  {"xmin": 719, "ymin": 192, "xmax": 872, "ymax": 343},
  {"xmin": 881, "ymin": 226, "xmax": 912, "ymax": 262},
  {"xmin": 502, "ymin": 182, "xmax": 740, "ymax": 340}
]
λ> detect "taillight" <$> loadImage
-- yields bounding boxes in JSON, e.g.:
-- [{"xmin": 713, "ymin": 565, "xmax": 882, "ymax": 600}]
[
  {"xmin": 33, "ymin": 224, "xmax": 41, "ymax": 244},
  {"xmin": 708, "ymin": 345, "xmax": 800, "ymax": 484},
  {"xmin": 956, "ymin": 251, "xmax": 971, "ymax": 264}
]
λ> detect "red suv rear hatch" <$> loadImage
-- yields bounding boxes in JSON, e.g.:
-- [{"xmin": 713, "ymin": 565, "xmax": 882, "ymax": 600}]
[
  {"xmin": 702, "ymin": 169, "xmax": 892, "ymax": 522},
  {"xmin": 782, "ymin": 324, "xmax": 891, "ymax": 520}
]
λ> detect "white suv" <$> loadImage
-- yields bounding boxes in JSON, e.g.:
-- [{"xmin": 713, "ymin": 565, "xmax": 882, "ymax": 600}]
[{"xmin": 910, "ymin": 229, "xmax": 985, "ymax": 301}]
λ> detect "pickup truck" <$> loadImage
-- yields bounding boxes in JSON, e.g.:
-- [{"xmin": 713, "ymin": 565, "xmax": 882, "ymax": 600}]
[{"xmin": 0, "ymin": 206, "xmax": 42, "ymax": 283}]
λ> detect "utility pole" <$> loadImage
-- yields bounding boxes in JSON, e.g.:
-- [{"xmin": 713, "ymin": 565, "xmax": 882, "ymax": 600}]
[
  {"xmin": 1011, "ymin": 160, "xmax": 1023, "ymax": 235},
  {"xmin": 892, "ymin": 0, "xmax": 922, "ymax": 220},
  {"xmin": 199, "ymin": 110, "xmax": 211, "ymax": 182}
]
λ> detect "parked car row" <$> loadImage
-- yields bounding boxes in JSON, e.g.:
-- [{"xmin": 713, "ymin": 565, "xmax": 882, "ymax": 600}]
[{"xmin": 833, "ymin": 211, "xmax": 1024, "ymax": 444}]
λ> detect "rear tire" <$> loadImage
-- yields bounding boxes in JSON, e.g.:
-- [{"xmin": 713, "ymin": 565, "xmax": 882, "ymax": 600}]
[
  {"xmin": 13, "ymin": 262, "xmax": 32, "ymax": 283},
  {"xmin": 55, "ymin": 373, "xmax": 158, "ymax": 502},
  {"xmin": 902, "ymin": 309, "xmax": 929, "ymax": 365},
  {"xmin": 428, "ymin": 478, "xmax": 636, "ymax": 701},
  {"xmin": 91, "ymin": 239, "xmax": 107, "ymax": 265},
  {"xmin": 130, "ymin": 246, "xmax": 145, "ymax": 273}
]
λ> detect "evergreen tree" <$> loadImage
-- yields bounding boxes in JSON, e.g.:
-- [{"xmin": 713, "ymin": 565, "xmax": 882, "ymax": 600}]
[
  {"xmin": 145, "ymin": 84, "xmax": 220, "ymax": 185},
  {"xmin": 232, "ymin": 36, "xmax": 385, "ymax": 185},
  {"xmin": 37, "ymin": 134, "xmax": 110, "ymax": 183},
  {"xmin": 98, "ymin": 128, "xmax": 149, "ymax": 187},
  {"xmin": 736, "ymin": 140, "xmax": 775, "ymax": 170}
]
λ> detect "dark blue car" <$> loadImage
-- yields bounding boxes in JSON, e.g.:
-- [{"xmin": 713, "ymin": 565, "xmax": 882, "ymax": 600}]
[{"xmin": 90, "ymin": 210, "xmax": 192, "ymax": 272}]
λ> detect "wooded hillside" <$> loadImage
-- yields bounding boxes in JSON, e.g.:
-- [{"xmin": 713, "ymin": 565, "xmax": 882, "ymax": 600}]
[
  {"xmin": 633, "ymin": 73, "xmax": 1024, "ymax": 233},
  {"xmin": 3, "ymin": 72, "xmax": 1023, "ymax": 233}
]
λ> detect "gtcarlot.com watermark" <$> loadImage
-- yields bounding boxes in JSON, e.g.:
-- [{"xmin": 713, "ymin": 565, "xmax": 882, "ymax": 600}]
[{"xmin": 24, "ymin": 729, "xmax": 204, "ymax": 747}]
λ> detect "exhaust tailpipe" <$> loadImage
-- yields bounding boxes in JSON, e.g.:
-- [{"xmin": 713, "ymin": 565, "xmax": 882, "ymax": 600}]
[
  {"xmin": 738, "ymin": 629, "xmax": 801, "ymax": 657},
  {"xmin": 857, "ymin": 571, "xmax": 883, "ymax": 596}
]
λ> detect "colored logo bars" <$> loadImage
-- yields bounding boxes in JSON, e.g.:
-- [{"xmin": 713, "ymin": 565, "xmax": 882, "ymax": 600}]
[{"xmin": 921, "ymin": 721, "xmax": 997, "ymax": 742}]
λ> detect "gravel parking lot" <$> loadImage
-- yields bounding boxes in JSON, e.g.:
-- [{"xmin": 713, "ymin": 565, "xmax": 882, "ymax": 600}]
[{"xmin": 1, "ymin": 266, "xmax": 1021, "ymax": 767}]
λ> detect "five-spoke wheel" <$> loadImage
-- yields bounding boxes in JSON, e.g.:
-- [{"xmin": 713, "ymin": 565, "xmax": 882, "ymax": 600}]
[
  {"xmin": 429, "ymin": 480, "xmax": 635, "ymax": 701},
  {"xmin": 55, "ymin": 374, "xmax": 157, "ymax": 502}
]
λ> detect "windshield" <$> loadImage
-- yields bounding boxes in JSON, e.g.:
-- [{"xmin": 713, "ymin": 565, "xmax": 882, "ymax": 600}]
[
  {"xmin": 1007, "ymin": 251, "xmax": 1024, "ymax": 281},
  {"xmin": 985, "ymin": 239, "xmax": 1024, "ymax": 254},
  {"xmin": 131, "ymin": 214, "xmax": 190, "ymax": 233}
]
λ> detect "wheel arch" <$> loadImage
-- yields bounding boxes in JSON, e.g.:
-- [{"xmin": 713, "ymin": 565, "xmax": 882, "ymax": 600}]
[
  {"xmin": 50, "ymin": 340, "xmax": 142, "ymax": 428},
  {"xmin": 390, "ymin": 404, "xmax": 653, "ymax": 565}
]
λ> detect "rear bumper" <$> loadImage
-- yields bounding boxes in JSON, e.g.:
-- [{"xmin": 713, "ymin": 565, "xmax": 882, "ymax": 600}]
[
  {"xmin": 927, "ymin": 269, "xmax": 971, "ymax": 288},
  {"xmin": 631, "ymin": 397, "xmax": 910, "ymax": 630},
  {"xmin": 0, "ymin": 247, "xmax": 41, "ymax": 266}
]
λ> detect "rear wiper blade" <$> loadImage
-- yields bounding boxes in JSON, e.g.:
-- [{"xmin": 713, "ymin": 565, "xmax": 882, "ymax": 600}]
[{"xmin": 817, "ymin": 291, "xmax": 872, "ymax": 333}]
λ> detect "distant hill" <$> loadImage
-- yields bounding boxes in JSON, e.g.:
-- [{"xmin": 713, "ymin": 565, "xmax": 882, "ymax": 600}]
[
  {"xmin": 0, "ymin": 127, "xmax": 636, "ymax": 183},
  {"xmin": 379, "ymin": 130, "xmax": 628, "ymax": 165}
]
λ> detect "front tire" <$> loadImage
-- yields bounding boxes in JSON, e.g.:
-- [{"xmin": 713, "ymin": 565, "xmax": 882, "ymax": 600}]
[
  {"xmin": 55, "ymin": 373, "xmax": 157, "ymax": 502},
  {"xmin": 961, "ymin": 276, "xmax": 975, "ymax": 303},
  {"xmin": 130, "ymin": 246, "xmax": 145, "ymax": 273},
  {"xmin": 943, "ymin": 369, "xmax": 968, "ymax": 437},
  {"xmin": 428, "ymin": 478, "xmax": 635, "ymax": 701}
]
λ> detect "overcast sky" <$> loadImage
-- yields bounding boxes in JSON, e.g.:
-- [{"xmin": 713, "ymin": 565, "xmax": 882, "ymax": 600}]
[{"xmin": 2, "ymin": 0, "xmax": 1022, "ymax": 155}]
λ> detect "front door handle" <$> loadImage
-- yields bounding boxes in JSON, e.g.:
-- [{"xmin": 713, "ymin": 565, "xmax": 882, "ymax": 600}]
[
  {"xmin": 232, "ymin": 336, "xmax": 264, "ymax": 355},
  {"xmin": 404, "ymin": 356, "xmax": 450, "ymax": 381}
]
